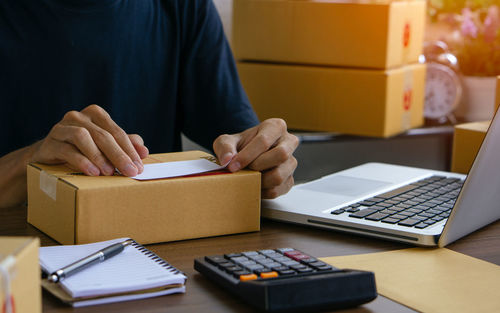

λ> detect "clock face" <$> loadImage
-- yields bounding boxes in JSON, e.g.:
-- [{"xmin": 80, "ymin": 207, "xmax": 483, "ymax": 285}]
[{"xmin": 424, "ymin": 63, "xmax": 462, "ymax": 120}]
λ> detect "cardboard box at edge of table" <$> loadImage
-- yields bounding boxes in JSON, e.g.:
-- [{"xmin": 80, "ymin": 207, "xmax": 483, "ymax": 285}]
[{"xmin": 27, "ymin": 151, "xmax": 261, "ymax": 245}]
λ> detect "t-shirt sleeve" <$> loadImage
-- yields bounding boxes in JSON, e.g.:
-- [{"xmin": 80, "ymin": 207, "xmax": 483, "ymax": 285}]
[{"xmin": 177, "ymin": 0, "xmax": 259, "ymax": 151}]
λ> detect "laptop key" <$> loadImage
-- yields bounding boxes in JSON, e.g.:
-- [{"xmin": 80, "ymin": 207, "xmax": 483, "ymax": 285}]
[
  {"xmin": 365, "ymin": 213, "xmax": 389, "ymax": 221},
  {"xmin": 391, "ymin": 214, "xmax": 407, "ymax": 220},
  {"xmin": 331, "ymin": 209, "xmax": 345, "ymax": 215},
  {"xmin": 346, "ymin": 207, "xmax": 360, "ymax": 213},
  {"xmin": 376, "ymin": 185, "xmax": 418, "ymax": 199},
  {"xmin": 379, "ymin": 209, "xmax": 397, "ymax": 215},
  {"xmin": 415, "ymin": 222, "xmax": 430, "ymax": 229},
  {"xmin": 349, "ymin": 209, "xmax": 377, "ymax": 218},
  {"xmin": 381, "ymin": 217, "xmax": 400, "ymax": 224},
  {"xmin": 398, "ymin": 218, "xmax": 420, "ymax": 227}
]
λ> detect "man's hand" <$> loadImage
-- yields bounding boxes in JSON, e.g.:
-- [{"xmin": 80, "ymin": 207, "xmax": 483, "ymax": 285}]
[
  {"xmin": 213, "ymin": 118, "xmax": 299, "ymax": 199},
  {"xmin": 30, "ymin": 104, "xmax": 149, "ymax": 176}
]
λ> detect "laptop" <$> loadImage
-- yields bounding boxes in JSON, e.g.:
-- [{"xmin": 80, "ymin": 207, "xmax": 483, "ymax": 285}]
[{"xmin": 263, "ymin": 112, "xmax": 500, "ymax": 247}]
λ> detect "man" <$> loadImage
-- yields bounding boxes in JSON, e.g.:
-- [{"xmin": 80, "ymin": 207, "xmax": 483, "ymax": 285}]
[{"xmin": 0, "ymin": 0, "xmax": 298, "ymax": 208}]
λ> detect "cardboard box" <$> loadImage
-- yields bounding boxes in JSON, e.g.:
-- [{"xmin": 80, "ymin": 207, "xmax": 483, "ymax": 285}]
[
  {"xmin": 233, "ymin": 0, "xmax": 426, "ymax": 69},
  {"xmin": 0, "ymin": 237, "xmax": 41, "ymax": 313},
  {"xmin": 451, "ymin": 121, "xmax": 490, "ymax": 174},
  {"xmin": 238, "ymin": 62, "xmax": 425, "ymax": 137},
  {"xmin": 496, "ymin": 75, "xmax": 500, "ymax": 113},
  {"xmin": 27, "ymin": 151, "xmax": 261, "ymax": 245}
]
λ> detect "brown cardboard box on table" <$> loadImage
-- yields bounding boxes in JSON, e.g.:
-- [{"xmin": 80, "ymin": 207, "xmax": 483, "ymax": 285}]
[
  {"xmin": 27, "ymin": 151, "xmax": 261, "ymax": 245},
  {"xmin": 0, "ymin": 237, "xmax": 41, "ymax": 313},
  {"xmin": 238, "ymin": 62, "xmax": 426, "ymax": 137},
  {"xmin": 451, "ymin": 121, "xmax": 490, "ymax": 174},
  {"xmin": 233, "ymin": 0, "xmax": 426, "ymax": 69}
]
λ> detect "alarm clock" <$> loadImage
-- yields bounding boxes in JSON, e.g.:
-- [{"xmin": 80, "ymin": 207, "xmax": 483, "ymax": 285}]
[{"xmin": 422, "ymin": 41, "xmax": 462, "ymax": 125}]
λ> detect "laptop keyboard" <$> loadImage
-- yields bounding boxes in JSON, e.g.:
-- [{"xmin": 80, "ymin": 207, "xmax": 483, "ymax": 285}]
[{"xmin": 331, "ymin": 176, "xmax": 464, "ymax": 229}]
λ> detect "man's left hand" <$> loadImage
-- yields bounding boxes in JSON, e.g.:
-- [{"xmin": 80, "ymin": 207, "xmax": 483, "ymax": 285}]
[{"xmin": 213, "ymin": 118, "xmax": 299, "ymax": 199}]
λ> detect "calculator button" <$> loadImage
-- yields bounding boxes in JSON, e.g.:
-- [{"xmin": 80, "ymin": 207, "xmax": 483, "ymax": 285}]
[
  {"xmin": 278, "ymin": 269, "xmax": 296, "ymax": 276},
  {"xmin": 254, "ymin": 268, "xmax": 271, "ymax": 275},
  {"xmin": 259, "ymin": 250, "xmax": 277, "ymax": 255},
  {"xmin": 309, "ymin": 261, "xmax": 327, "ymax": 268},
  {"xmin": 287, "ymin": 254, "xmax": 311, "ymax": 261},
  {"xmin": 240, "ymin": 261, "xmax": 257, "ymax": 267},
  {"xmin": 297, "ymin": 268, "xmax": 314, "ymax": 273},
  {"xmin": 272, "ymin": 266, "xmax": 290, "ymax": 272},
  {"xmin": 230, "ymin": 256, "xmax": 249, "ymax": 263},
  {"xmin": 217, "ymin": 262, "xmax": 234, "ymax": 269},
  {"xmin": 205, "ymin": 255, "xmax": 226, "ymax": 265},
  {"xmin": 242, "ymin": 251, "xmax": 259, "ymax": 257},
  {"xmin": 266, "ymin": 262, "xmax": 283, "ymax": 268},
  {"xmin": 290, "ymin": 264, "xmax": 307, "ymax": 270},
  {"xmin": 281, "ymin": 260, "xmax": 300, "ymax": 266},
  {"xmin": 225, "ymin": 253, "xmax": 243, "ymax": 258},
  {"xmin": 233, "ymin": 270, "xmax": 251, "ymax": 277},
  {"xmin": 260, "ymin": 271, "xmax": 279, "ymax": 279},
  {"xmin": 239, "ymin": 274, "xmax": 258, "ymax": 281},
  {"xmin": 248, "ymin": 254, "xmax": 266, "ymax": 261},
  {"xmin": 246, "ymin": 264, "xmax": 265, "ymax": 272},
  {"xmin": 225, "ymin": 266, "xmax": 243, "ymax": 273},
  {"xmin": 315, "ymin": 265, "xmax": 333, "ymax": 271},
  {"xmin": 283, "ymin": 251, "xmax": 302, "ymax": 257},
  {"xmin": 276, "ymin": 248, "xmax": 294, "ymax": 253},
  {"xmin": 300, "ymin": 258, "xmax": 318, "ymax": 264}
]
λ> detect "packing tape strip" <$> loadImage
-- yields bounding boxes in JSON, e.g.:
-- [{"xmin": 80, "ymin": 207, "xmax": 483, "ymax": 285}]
[
  {"xmin": 40, "ymin": 171, "xmax": 58, "ymax": 201},
  {"xmin": 0, "ymin": 255, "xmax": 15, "ymax": 313}
]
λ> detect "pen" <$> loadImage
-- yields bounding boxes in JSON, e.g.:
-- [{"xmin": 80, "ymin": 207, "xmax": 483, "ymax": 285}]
[{"xmin": 48, "ymin": 239, "xmax": 133, "ymax": 283}]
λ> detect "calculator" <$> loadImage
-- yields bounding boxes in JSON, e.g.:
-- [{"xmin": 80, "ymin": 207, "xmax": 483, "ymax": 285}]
[{"xmin": 194, "ymin": 248, "xmax": 377, "ymax": 312}]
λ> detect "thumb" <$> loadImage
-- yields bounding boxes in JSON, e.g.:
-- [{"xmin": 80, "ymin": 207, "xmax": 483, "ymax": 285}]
[{"xmin": 213, "ymin": 134, "xmax": 240, "ymax": 167}]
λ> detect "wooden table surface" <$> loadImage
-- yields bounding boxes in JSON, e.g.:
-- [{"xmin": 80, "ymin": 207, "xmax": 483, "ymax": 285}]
[{"xmin": 2, "ymin": 204, "xmax": 499, "ymax": 313}]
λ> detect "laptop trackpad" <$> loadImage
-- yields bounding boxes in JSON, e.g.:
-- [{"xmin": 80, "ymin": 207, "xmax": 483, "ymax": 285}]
[{"xmin": 299, "ymin": 175, "xmax": 391, "ymax": 197}]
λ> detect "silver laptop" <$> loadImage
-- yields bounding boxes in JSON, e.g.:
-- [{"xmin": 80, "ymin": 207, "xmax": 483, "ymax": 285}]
[{"xmin": 263, "ymin": 111, "xmax": 500, "ymax": 247}]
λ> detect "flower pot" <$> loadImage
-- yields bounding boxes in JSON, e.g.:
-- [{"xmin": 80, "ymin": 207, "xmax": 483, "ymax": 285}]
[{"xmin": 455, "ymin": 76, "xmax": 497, "ymax": 122}]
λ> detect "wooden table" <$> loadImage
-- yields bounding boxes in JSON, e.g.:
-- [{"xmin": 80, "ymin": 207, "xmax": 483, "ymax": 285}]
[{"xmin": 2, "ymin": 204, "xmax": 499, "ymax": 313}]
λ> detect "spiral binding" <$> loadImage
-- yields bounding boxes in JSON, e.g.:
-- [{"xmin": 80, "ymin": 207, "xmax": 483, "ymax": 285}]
[{"xmin": 130, "ymin": 240, "xmax": 184, "ymax": 276}]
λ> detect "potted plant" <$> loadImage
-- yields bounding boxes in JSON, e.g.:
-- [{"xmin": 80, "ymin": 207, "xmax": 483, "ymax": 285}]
[{"xmin": 428, "ymin": 0, "xmax": 500, "ymax": 121}]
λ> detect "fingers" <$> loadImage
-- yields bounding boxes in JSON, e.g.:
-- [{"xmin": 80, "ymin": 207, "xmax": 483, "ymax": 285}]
[
  {"xmin": 229, "ymin": 118, "xmax": 287, "ymax": 172},
  {"xmin": 262, "ymin": 175, "xmax": 295, "ymax": 199},
  {"xmin": 213, "ymin": 134, "xmax": 241, "ymax": 166},
  {"xmin": 49, "ymin": 141, "xmax": 101, "ymax": 177},
  {"xmin": 32, "ymin": 104, "xmax": 148, "ymax": 177},
  {"xmin": 129, "ymin": 134, "xmax": 149, "ymax": 159},
  {"xmin": 248, "ymin": 133, "xmax": 299, "ymax": 171},
  {"xmin": 261, "ymin": 156, "xmax": 298, "ymax": 189},
  {"xmin": 80, "ymin": 105, "xmax": 143, "ymax": 175},
  {"xmin": 50, "ymin": 124, "xmax": 115, "ymax": 175}
]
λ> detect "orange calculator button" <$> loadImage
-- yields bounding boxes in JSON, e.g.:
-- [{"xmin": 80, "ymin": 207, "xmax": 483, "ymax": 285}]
[
  {"xmin": 239, "ymin": 274, "xmax": 258, "ymax": 281},
  {"xmin": 260, "ymin": 271, "xmax": 278, "ymax": 279}
]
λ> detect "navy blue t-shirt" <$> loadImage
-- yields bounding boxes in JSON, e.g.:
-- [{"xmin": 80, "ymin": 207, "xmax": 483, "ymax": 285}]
[{"xmin": 0, "ymin": 0, "xmax": 259, "ymax": 157}]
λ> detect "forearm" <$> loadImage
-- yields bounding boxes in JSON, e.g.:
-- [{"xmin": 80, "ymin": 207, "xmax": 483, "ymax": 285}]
[{"xmin": 0, "ymin": 143, "xmax": 38, "ymax": 209}]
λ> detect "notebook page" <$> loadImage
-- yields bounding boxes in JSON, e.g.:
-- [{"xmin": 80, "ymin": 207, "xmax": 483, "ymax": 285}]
[{"xmin": 40, "ymin": 238, "xmax": 186, "ymax": 298}]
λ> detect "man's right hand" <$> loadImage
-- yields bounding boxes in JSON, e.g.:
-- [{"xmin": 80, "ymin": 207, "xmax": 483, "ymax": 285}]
[{"xmin": 30, "ymin": 104, "xmax": 148, "ymax": 177}]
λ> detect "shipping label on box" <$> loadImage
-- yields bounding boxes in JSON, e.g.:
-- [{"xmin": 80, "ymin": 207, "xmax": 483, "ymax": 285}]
[
  {"xmin": 0, "ymin": 237, "xmax": 41, "ymax": 313},
  {"xmin": 452, "ymin": 121, "xmax": 490, "ymax": 174},
  {"xmin": 27, "ymin": 151, "xmax": 261, "ymax": 245},
  {"xmin": 238, "ymin": 62, "xmax": 425, "ymax": 137},
  {"xmin": 233, "ymin": 0, "xmax": 426, "ymax": 69}
]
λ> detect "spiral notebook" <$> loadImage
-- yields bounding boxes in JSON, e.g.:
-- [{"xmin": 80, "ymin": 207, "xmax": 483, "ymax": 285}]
[{"xmin": 39, "ymin": 238, "xmax": 186, "ymax": 307}]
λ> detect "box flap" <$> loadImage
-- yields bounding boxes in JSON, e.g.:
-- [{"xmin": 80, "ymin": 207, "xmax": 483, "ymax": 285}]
[{"xmin": 30, "ymin": 151, "xmax": 220, "ymax": 190}]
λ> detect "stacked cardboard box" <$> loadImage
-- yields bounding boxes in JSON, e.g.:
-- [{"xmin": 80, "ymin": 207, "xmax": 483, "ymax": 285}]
[
  {"xmin": 451, "ymin": 121, "xmax": 489, "ymax": 174},
  {"xmin": 0, "ymin": 237, "xmax": 41, "ymax": 313},
  {"xmin": 451, "ymin": 76, "xmax": 500, "ymax": 174},
  {"xmin": 234, "ymin": 0, "xmax": 427, "ymax": 137}
]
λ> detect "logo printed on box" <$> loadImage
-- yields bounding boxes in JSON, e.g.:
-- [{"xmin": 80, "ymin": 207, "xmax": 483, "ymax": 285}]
[
  {"xmin": 403, "ymin": 22, "xmax": 411, "ymax": 48},
  {"xmin": 1, "ymin": 296, "xmax": 15, "ymax": 313},
  {"xmin": 402, "ymin": 70, "xmax": 414, "ymax": 130}
]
